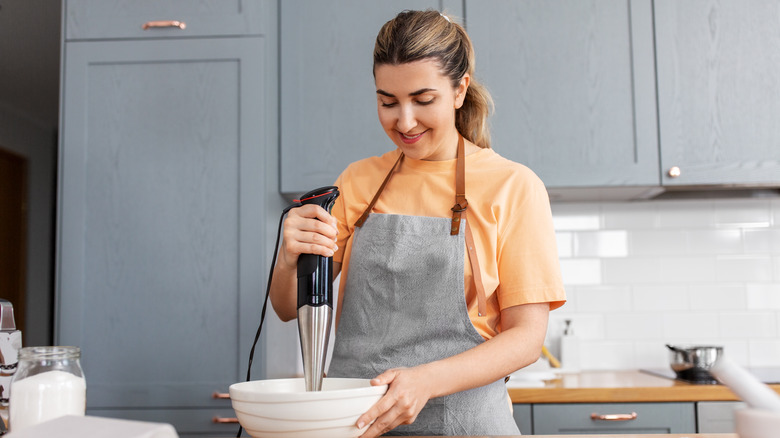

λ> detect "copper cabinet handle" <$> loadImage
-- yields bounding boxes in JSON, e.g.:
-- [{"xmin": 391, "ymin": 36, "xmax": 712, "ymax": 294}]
[
  {"xmin": 142, "ymin": 20, "xmax": 187, "ymax": 30},
  {"xmin": 590, "ymin": 411, "xmax": 638, "ymax": 421},
  {"xmin": 667, "ymin": 166, "xmax": 681, "ymax": 178},
  {"xmin": 212, "ymin": 416, "xmax": 239, "ymax": 424},
  {"xmin": 212, "ymin": 391, "xmax": 230, "ymax": 400}
]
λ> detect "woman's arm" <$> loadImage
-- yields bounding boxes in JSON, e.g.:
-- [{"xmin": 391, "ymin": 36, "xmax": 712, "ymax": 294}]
[
  {"xmin": 269, "ymin": 204, "xmax": 341, "ymax": 321},
  {"xmin": 355, "ymin": 302, "xmax": 549, "ymax": 438}
]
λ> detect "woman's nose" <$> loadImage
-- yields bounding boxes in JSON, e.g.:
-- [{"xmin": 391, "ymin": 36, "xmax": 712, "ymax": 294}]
[{"xmin": 395, "ymin": 105, "xmax": 417, "ymax": 133}]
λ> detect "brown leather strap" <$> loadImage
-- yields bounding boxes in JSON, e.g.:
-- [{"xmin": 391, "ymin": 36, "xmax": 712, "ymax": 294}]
[
  {"xmin": 464, "ymin": 219, "xmax": 487, "ymax": 316},
  {"xmin": 450, "ymin": 135, "xmax": 467, "ymax": 235},
  {"xmin": 354, "ymin": 151, "xmax": 404, "ymax": 228}
]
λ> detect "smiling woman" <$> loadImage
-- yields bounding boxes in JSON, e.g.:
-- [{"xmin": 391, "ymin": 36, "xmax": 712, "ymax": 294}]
[{"xmin": 269, "ymin": 9, "xmax": 566, "ymax": 438}]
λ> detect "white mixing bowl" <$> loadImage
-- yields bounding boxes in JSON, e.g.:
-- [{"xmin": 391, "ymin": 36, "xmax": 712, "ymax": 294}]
[
  {"xmin": 736, "ymin": 407, "xmax": 780, "ymax": 438},
  {"xmin": 229, "ymin": 378, "xmax": 388, "ymax": 438}
]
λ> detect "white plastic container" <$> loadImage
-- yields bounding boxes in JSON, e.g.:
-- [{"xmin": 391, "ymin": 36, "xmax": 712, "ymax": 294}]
[{"xmin": 9, "ymin": 346, "xmax": 86, "ymax": 432}]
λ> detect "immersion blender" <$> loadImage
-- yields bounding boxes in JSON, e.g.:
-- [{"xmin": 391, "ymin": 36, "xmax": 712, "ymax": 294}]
[{"xmin": 296, "ymin": 186, "xmax": 340, "ymax": 391}]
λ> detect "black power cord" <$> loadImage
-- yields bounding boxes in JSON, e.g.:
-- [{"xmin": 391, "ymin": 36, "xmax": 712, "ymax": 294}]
[{"xmin": 236, "ymin": 201, "xmax": 301, "ymax": 437}]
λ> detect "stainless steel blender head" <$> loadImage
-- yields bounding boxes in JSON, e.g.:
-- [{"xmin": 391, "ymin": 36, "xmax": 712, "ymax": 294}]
[{"xmin": 296, "ymin": 186, "xmax": 339, "ymax": 392}]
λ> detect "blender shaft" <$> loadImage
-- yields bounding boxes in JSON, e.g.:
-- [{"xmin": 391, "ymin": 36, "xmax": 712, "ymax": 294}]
[{"xmin": 297, "ymin": 304, "xmax": 332, "ymax": 391}]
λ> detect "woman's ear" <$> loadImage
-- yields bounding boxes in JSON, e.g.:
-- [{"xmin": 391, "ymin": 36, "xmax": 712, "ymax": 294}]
[{"xmin": 454, "ymin": 74, "xmax": 471, "ymax": 109}]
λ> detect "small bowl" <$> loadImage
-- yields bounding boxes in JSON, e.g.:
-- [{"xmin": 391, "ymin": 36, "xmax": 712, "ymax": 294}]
[
  {"xmin": 229, "ymin": 378, "xmax": 387, "ymax": 438},
  {"xmin": 736, "ymin": 408, "xmax": 780, "ymax": 438}
]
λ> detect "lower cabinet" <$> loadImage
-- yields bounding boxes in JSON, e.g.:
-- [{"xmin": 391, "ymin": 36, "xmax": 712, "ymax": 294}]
[
  {"xmin": 697, "ymin": 401, "xmax": 745, "ymax": 433},
  {"xmin": 515, "ymin": 402, "xmax": 696, "ymax": 435},
  {"xmin": 511, "ymin": 404, "xmax": 532, "ymax": 435}
]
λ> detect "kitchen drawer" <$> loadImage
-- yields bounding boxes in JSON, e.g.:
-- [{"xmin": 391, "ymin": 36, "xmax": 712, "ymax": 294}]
[
  {"xmin": 533, "ymin": 402, "xmax": 696, "ymax": 435},
  {"xmin": 88, "ymin": 407, "xmax": 239, "ymax": 437},
  {"xmin": 65, "ymin": 0, "xmax": 269, "ymax": 40}
]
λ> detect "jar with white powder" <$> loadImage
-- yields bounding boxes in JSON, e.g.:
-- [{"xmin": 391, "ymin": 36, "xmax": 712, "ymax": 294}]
[{"xmin": 9, "ymin": 346, "xmax": 86, "ymax": 432}]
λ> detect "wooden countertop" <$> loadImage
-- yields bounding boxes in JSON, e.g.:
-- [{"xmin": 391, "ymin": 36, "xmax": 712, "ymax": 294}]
[{"xmin": 509, "ymin": 369, "xmax": 780, "ymax": 403}]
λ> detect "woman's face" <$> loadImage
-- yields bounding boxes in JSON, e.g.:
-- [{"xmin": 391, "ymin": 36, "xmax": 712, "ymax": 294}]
[{"xmin": 374, "ymin": 59, "xmax": 469, "ymax": 161}]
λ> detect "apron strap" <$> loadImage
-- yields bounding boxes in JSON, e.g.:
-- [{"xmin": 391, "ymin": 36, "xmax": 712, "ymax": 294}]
[
  {"xmin": 354, "ymin": 151, "xmax": 404, "ymax": 228},
  {"xmin": 465, "ymin": 219, "xmax": 487, "ymax": 317},
  {"xmin": 353, "ymin": 137, "xmax": 487, "ymax": 316},
  {"xmin": 450, "ymin": 135, "xmax": 468, "ymax": 235}
]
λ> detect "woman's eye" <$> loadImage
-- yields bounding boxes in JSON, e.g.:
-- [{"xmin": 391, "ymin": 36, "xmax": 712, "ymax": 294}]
[
  {"xmin": 380, "ymin": 101, "xmax": 397, "ymax": 108},
  {"xmin": 417, "ymin": 99, "xmax": 434, "ymax": 106}
]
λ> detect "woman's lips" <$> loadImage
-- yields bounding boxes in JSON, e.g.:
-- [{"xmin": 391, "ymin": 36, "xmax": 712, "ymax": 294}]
[{"xmin": 399, "ymin": 130, "xmax": 426, "ymax": 144}]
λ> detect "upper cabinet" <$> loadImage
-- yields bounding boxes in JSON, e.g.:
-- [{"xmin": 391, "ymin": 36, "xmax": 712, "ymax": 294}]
[
  {"xmin": 279, "ymin": 0, "xmax": 463, "ymax": 195},
  {"xmin": 280, "ymin": 0, "xmax": 780, "ymax": 199},
  {"xmin": 65, "ymin": 0, "xmax": 269, "ymax": 40},
  {"xmin": 655, "ymin": 0, "xmax": 780, "ymax": 187},
  {"xmin": 465, "ymin": 0, "xmax": 660, "ymax": 191}
]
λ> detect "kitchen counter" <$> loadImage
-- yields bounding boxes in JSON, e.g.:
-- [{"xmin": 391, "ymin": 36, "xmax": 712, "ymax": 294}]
[{"xmin": 509, "ymin": 369, "xmax": 780, "ymax": 403}]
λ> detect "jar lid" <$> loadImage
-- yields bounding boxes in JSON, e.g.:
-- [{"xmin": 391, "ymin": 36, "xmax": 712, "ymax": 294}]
[{"xmin": 19, "ymin": 346, "xmax": 81, "ymax": 360}]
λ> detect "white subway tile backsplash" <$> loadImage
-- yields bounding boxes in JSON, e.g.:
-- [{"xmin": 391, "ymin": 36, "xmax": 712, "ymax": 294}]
[
  {"xmin": 746, "ymin": 284, "xmax": 780, "ymax": 310},
  {"xmin": 634, "ymin": 341, "xmax": 670, "ymax": 369},
  {"xmin": 575, "ymin": 286, "xmax": 632, "ymax": 312},
  {"xmin": 555, "ymin": 232, "xmax": 574, "ymax": 258},
  {"xmin": 559, "ymin": 259, "xmax": 602, "ymax": 285},
  {"xmin": 552, "ymin": 213, "xmax": 601, "ymax": 231},
  {"xmin": 629, "ymin": 230, "xmax": 687, "ymax": 256},
  {"xmin": 715, "ymin": 255, "xmax": 773, "ymax": 283},
  {"xmin": 631, "ymin": 285, "xmax": 690, "ymax": 311},
  {"xmin": 743, "ymin": 229, "xmax": 780, "ymax": 253},
  {"xmin": 660, "ymin": 256, "xmax": 716, "ymax": 283},
  {"xmin": 713, "ymin": 200, "xmax": 772, "ymax": 228},
  {"xmin": 553, "ymin": 197, "xmax": 780, "ymax": 369},
  {"xmin": 602, "ymin": 202, "xmax": 659, "ymax": 229},
  {"xmin": 689, "ymin": 284, "xmax": 746, "ymax": 311},
  {"xmin": 602, "ymin": 257, "xmax": 662, "ymax": 284},
  {"xmin": 604, "ymin": 313, "xmax": 664, "ymax": 340},
  {"xmin": 719, "ymin": 312, "xmax": 777, "ymax": 339},
  {"xmin": 749, "ymin": 339, "xmax": 780, "ymax": 366},
  {"xmin": 687, "ymin": 229, "xmax": 743, "ymax": 255},
  {"xmin": 656, "ymin": 200, "xmax": 715, "ymax": 228},
  {"xmin": 662, "ymin": 312, "xmax": 720, "ymax": 340},
  {"xmin": 579, "ymin": 341, "xmax": 637, "ymax": 370},
  {"xmin": 574, "ymin": 230, "xmax": 629, "ymax": 258}
]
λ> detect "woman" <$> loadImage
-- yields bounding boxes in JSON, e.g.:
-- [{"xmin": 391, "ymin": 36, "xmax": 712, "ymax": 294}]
[{"xmin": 270, "ymin": 9, "xmax": 565, "ymax": 437}]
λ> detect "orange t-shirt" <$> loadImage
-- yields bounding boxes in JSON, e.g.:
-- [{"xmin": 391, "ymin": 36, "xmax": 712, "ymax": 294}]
[{"xmin": 332, "ymin": 148, "xmax": 566, "ymax": 339}]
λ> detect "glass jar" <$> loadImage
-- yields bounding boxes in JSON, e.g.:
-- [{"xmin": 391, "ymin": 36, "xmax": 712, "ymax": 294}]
[{"xmin": 9, "ymin": 346, "xmax": 86, "ymax": 432}]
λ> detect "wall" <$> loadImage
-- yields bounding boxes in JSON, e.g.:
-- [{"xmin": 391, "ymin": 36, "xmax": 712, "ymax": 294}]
[
  {"xmin": 549, "ymin": 196, "xmax": 780, "ymax": 370},
  {"xmin": 0, "ymin": 104, "xmax": 56, "ymax": 346}
]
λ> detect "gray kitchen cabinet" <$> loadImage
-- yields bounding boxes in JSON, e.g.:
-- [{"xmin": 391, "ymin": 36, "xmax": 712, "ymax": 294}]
[
  {"xmin": 65, "ymin": 0, "xmax": 268, "ymax": 40},
  {"xmin": 655, "ymin": 0, "xmax": 780, "ymax": 187},
  {"xmin": 57, "ymin": 2, "xmax": 274, "ymax": 434},
  {"xmin": 512, "ymin": 403, "xmax": 533, "ymax": 435},
  {"xmin": 465, "ymin": 0, "xmax": 660, "ymax": 194},
  {"xmin": 533, "ymin": 402, "xmax": 696, "ymax": 435},
  {"xmin": 697, "ymin": 401, "xmax": 745, "ymax": 433},
  {"xmin": 279, "ymin": 0, "xmax": 463, "ymax": 195}
]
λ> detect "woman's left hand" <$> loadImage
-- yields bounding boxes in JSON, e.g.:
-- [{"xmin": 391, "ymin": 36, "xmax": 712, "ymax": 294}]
[{"xmin": 356, "ymin": 366, "xmax": 435, "ymax": 438}]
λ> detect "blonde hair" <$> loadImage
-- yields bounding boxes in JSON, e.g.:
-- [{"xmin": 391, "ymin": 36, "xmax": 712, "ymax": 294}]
[{"xmin": 373, "ymin": 10, "xmax": 495, "ymax": 149}]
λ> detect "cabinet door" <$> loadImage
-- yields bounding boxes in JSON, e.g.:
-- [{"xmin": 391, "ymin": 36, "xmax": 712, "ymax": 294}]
[
  {"xmin": 512, "ymin": 403, "xmax": 532, "ymax": 435},
  {"xmin": 57, "ymin": 37, "xmax": 265, "ymax": 432},
  {"xmin": 279, "ymin": 0, "xmax": 463, "ymax": 195},
  {"xmin": 655, "ymin": 0, "xmax": 780, "ymax": 186},
  {"xmin": 533, "ymin": 402, "xmax": 696, "ymax": 435},
  {"xmin": 465, "ymin": 0, "xmax": 659, "ymax": 190},
  {"xmin": 65, "ymin": 0, "xmax": 269, "ymax": 40}
]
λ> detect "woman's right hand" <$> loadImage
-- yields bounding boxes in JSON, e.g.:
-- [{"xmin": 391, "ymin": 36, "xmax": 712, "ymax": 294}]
[{"xmin": 278, "ymin": 204, "xmax": 339, "ymax": 270}]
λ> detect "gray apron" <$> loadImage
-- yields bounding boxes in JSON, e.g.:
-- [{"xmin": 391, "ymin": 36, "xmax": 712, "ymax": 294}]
[{"xmin": 328, "ymin": 138, "xmax": 520, "ymax": 436}]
